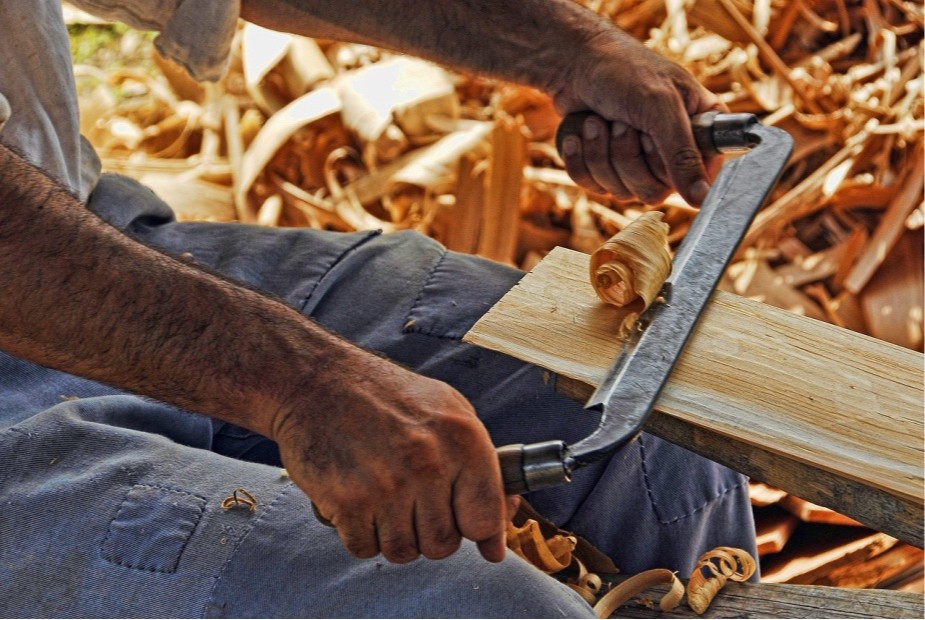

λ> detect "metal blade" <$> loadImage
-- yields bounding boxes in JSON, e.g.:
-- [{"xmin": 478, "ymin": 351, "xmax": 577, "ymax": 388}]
[
  {"xmin": 567, "ymin": 119, "xmax": 793, "ymax": 469},
  {"xmin": 498, "ymin": 114, "xmax": 793, "ymax": 495}
]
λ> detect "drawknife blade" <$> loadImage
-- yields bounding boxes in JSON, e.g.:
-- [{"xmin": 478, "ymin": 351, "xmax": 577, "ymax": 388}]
[{"xmin": 498, "ymin": 112, "xmax": 794, "ymax": 493}]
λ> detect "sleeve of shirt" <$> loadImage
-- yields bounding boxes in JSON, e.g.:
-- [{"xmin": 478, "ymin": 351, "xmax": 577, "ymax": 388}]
[{"xmin": 66, "ymin": 0, "xmax": 241, "ymax": 82}]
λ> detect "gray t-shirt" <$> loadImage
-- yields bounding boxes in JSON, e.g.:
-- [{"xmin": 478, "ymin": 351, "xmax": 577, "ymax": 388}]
[{"xmin": 0, "ymin": 0, "xmax": 239, "ymax": 201}]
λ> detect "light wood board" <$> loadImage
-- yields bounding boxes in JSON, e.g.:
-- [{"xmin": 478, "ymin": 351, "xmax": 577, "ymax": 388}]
[{"xmin": 464, "ymin": 247, "xmax": 924, "ymax": 547}]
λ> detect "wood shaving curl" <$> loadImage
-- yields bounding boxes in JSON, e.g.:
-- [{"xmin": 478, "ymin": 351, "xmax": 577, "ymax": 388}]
[
  {"xmin": 592, "ymin": 569, "xmax": 684, "ymax": 618},
  {"xmin": 220, "ymin": 487, "xmax": 258, "ymax": 512},
  {"xmin": 506, "ymin": 519, "xmax": 576, "ymax": 574},
  {"xmin": 506, "ymin": 518, "xmax": 755, "ymax": 618},
  {"xmin": 687, "ymin": 546, "xmax": 756, "ymax": 614},
  {"xmin": 589, "ymin": 211, "xmax": 672, "ymax": 336}
]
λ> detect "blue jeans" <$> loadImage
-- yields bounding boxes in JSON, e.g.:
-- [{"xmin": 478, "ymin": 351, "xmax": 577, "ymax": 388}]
[{"xmin": 0, "ymin": 174, "xmax": 755, "ymax": 617}]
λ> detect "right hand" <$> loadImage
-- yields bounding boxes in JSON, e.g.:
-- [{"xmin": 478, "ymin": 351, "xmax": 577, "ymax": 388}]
[
  {"xmin": 548, "ymin": 27, "xmax": 724, "ymax": 207},
  {"xmin": 271, "ymin": 350, "xmax": 518, "ymax": 564}
]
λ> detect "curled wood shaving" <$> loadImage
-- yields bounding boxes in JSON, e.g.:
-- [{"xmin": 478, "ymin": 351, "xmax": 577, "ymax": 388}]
[
  {"xmin": 687, "ymin": 546, "xmax": 756, "ymax": 615},
  {"xmin": 506, "ymin": 519, "xmax": 576, "ymax": 574},
  {"xmin": 589, "ymin": 211, "xmax": 671, "ymax": 336},
  {"xmin": 590, "ymin": 211, "xmax": 671, "ymax": 307},
  {"xmin": 220, "ymin": 487, "xmax": 258, "ymax": 512},
  {"xmin": 592, "ymin": 568, "xmax": 684, "ymax": 618},
  {"xmin": 505, "ymin": 517, "xmax": 755, "ymax": 618},
  {"xmin": 567, "ymin": 558, "xmax": 604, "ymax": 605}
]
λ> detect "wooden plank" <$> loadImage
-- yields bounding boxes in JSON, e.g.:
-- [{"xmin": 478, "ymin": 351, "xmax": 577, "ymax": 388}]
[
  {"xmin": 761, "ymin": 528, "xmax": 898, "ymax": 584},
  {"xmin": 597, "ymin": 575, "xmax": 925, "ymax": 618},
  {"xmin": 464, "ymin": 247, "xmax": 924, "ymax": 547},
  {"xmin": 778, "ymin": 495, "xmax": 862, "ymax": 527},
  {"xmin": 817, "ymin": 543, "xmax": 925, "ymax": 589},
  {"xmin": 754, "ymin": 506, "xmax": 800, "ymax": 555},
  {"xmin": 750, "ymin": 481, "xmax": 789, "ymax": 507}
]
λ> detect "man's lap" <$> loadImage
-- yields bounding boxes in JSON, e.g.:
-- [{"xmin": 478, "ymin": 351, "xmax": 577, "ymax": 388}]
[
  {"xmin": 0, "ymin": 173, "xmax": 755, "ymax": 615},
  {"xmin": 0, "ymin": 399, "xmax": 594, "ymax": 618}
]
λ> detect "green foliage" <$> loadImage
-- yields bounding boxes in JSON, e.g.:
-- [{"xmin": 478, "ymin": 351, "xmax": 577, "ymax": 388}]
[{"xmin": 67, "ymin": 22, "xmax": 155, "ymax": 72}]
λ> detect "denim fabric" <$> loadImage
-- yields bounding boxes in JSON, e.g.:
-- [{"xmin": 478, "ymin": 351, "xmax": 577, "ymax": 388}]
[
  {"xmin": 0, "ymin": 402, "xmax": 594, "ymax": 618},
  {"xmin": 0, "ymin": 174, "xmax": 755, "ymax": 617}
]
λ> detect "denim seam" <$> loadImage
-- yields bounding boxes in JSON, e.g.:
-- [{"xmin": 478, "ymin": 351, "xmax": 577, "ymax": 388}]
[
  {"xmin": 639, "ymin": 437, "xmax": 747, "ymax": 525},
  {"xmin": 297, "ymin": 230, "xmax": 381, "ymax": 313},
  {"xmin": 402, "ymin": 247, "xmax": 449, "ymax": 337},
  {"xmin": 100, "ymin": 484, "xmax": 208, "ymax": 574},
  {"xmin": 201, "ymin": 482, "xmax": 297, "ymax": 618}
]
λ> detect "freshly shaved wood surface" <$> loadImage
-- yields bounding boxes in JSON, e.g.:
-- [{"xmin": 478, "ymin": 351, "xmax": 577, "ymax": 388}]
[{"xmin": 464, "ymin": 247, "xmax": 924, "ymax": 547}]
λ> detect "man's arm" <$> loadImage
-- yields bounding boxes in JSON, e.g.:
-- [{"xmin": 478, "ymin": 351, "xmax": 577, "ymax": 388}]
[
  {"xmin": 0, "ymin": 143, "xmax": 510, "ymax": 564},
  {"xmin": 240, "ymin": 0, "xmax": 722, "ymax": 206}
]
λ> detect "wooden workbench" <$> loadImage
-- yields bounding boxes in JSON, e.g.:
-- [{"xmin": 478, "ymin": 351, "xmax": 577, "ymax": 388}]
[{"xmin": 599, "ymin": 575, "xmax": 924, "ymax": 618}]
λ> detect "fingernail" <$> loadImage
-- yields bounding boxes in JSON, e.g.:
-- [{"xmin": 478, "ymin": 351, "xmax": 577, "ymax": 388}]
[
  {"xmin": 583, "ymin": 119, "xmax": 599, "ymax": 140},
  {"xmin": 691, "ymin": 180, "xmax": 710, "ymax": 205},
  {"xmin": 562, "ymin": 136, "xmax": 578, "ymax": 156},
  {"xmin": 611, "ymin": 121, "xmax": 628, "ymax": 138},
  {"xmin": 641, "ymin": 134, "xmax": 654, "ymax": 153}
]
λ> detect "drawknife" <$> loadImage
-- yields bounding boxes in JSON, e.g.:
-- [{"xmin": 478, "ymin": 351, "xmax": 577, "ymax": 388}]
[{"xmin": 498, "ymin": 110, "xmax": 793, "ymax": 494}]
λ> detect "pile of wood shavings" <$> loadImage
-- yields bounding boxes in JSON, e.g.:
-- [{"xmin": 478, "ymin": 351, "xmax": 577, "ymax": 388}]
[
  {"xmin": 70, "ymin": 0, "xmax": 923, "ymax": 353},
  {"xmin": 508, "ymin": 520, "xmax": 757, "ymax": 618}
]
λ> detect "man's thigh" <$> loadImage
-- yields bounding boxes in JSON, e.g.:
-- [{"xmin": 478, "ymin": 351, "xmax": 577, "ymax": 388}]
[{"xmin": 0, "ymin": 399, "xmax": 594, "ymax": 618}]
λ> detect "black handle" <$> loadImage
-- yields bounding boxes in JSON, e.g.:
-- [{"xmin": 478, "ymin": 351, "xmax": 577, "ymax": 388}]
[{"xmin": 554, "ymin": 110, "xmax": 760, "ymax": 157}]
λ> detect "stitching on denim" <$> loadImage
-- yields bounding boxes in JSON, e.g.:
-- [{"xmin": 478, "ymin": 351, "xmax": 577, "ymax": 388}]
[
  {"xmin": 201, "ymin": 483, "xmax": 297, "ymax": 618},
  {"xmin": 639, "ymin": 437, "xmax": 747, "ymax": 525},
  {"xmin": 100, "ymin": 484, "xmax": 208, "ymax": 574},
  {"xmin": 402, "ymin": 247, "xmax": 449, "ymax": 336},
  {"xmin": 297, "ymin": 231, "xmax": 381, "ymax": 312}
]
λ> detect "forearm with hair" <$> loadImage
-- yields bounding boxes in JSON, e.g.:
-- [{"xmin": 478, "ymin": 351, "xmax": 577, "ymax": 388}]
[
  {"xmin": 240, "ymin": 0, "xmax": 615, "ymax": 93},
  {"xmin": 0, "ymin": 143, "xmax": 360, "ymax": 438}
]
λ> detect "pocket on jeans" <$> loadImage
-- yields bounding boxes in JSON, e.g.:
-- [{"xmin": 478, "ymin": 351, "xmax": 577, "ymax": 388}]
[{"xmin": 100, "ymin": 484, "xmax": 207, "ymax": 573}]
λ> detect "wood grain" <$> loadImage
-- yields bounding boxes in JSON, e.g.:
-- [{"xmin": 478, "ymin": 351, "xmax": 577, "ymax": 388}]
[
  {"xmin": 464, "ymin": 247, "xmax": 924, "ymax": 546},
  {"xmin": 599, "ymin": 575, "xmax": 924, "ymax": 618}
]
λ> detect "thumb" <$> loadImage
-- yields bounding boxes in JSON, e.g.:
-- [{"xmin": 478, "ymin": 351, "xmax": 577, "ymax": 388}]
[{"xmin": 660, "ymin": 121, "xmax": 711, "ymax": 206}]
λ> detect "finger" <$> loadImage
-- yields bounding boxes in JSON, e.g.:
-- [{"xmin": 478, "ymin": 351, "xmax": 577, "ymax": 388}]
[
  {"xmin": 654, "ymin": 115, "xmax": 711, "ymax": 206},
  {"xmin": 559, "ymin": 130, "xmax": 607, "ymax": 195},
  {"xmin": 477, "ymin": 531, "xmax": 508, "ymax": 565},
  {"xmin": 505, "ymin": 495, "xmax": 521, "ymax": 523},
  {"xmin": 640, "ymin": 133, "xmax": 670, "ymax": 188},
  {"xmin": 453, "ymin": 472, "xmax": 507, "ymax": 563},
  {"xmin": 332, "ymin": 511, "xmax": 380, "ymax": 560},
  {"xmin": 581, "ymin": 117, "xmax": 632, "ymax": 200},
  {"xmin": 609, "ymin": 122, "xmax": 671, "ymax": 204},
  {"xmin": 414, "ymin": 495, "xmax": 463, "ymax": 560},
  {"xmin": 376, "ymin": 504, "xmax": 421, "ymax": 564}
]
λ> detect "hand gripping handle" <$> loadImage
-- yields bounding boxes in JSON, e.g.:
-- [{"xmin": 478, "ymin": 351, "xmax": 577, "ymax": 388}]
[{"xmin": 555, "ymin": 110, "xmax": 760, "ymax": 156}]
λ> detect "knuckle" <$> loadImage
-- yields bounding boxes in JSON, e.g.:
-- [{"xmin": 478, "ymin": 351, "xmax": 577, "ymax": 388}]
[
  {"xmin": 457, "ymin": 486, "xmax": 503, "ymax": 541},
  {"xmin": 379, "ymin": 537, "xmax": 420, "ymax": 564},
  {"xmin": 339, "ymin": 530, "xmax": 377, "ymax": 559},
  {"xmin": 669, "ymin": 146, "xmax": 703, "ymax": 172},
  {"xmin": 400, "ymin": 431, "xmax": 448, "ymax": 478},
  {"xmin": 421, "ymin": 537, "xmax": 461, "ymax": 560},
  {"xmin": 419, "ymin": 521, "xmax": 462, "ymax": 560}
]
